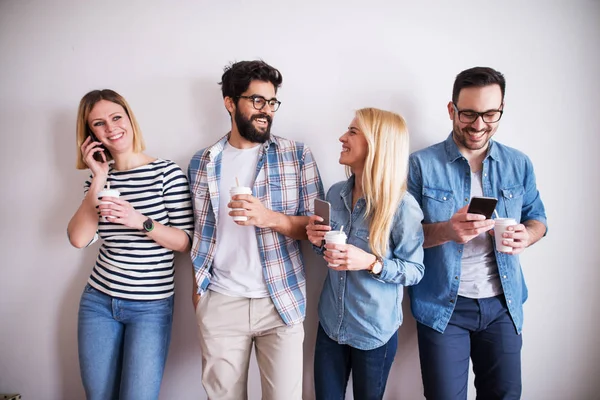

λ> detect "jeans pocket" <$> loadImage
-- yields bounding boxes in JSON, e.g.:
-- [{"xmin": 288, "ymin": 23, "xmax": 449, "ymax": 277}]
[
  {"xmin": 148, "ymin": 296, "xmax": 174, "ymax": 314},
  {"xmin": 196, "ymin": 290, "xmax": 211, "ymax": 318}
]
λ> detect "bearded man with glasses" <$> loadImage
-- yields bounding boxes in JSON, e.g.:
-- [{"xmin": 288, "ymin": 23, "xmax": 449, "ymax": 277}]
[
  {"xmin": 408, "ymin": 67, "xmax": 548, "ymax": 399},
  {"xmin": 187, "ymin": 60, "xmax": 324, "ymax": 400}
]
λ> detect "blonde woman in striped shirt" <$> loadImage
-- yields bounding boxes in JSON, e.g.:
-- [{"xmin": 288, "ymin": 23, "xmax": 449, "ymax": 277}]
[{"xmin": 67, "ymin": 89, "xmax": 194, "ymax": 400}]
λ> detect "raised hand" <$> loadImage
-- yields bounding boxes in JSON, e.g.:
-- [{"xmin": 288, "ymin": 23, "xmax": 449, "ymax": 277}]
[
  {"xmin": 81, "ymin": 136, "xmax": 109, "ymax": 179},
  {"xmin": 306, "ymin": 215, "xmax": 331, "ymax": 246},
  {"xmin": 447, "ymin": 205, "xmax": 495, "ymax": 244}
]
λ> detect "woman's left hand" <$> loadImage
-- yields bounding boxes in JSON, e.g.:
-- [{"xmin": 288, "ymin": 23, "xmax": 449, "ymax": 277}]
[
  {"xmin": 98, "ymin": 197, "xmax": 146, "ymax": 230},
  {"xmin": 323, "ymin": 243, "xmax": 376, "ymax": 271}
]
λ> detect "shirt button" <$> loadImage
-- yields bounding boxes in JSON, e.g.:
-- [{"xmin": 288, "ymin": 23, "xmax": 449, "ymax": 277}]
[
  {"xmin": 464, "ymin": 197, "xmax": 469, "ymax": 202},
  {"xmin": 458, "ymin": 250, "xmax": 462, "ymax": 253},
  {"xmin": 509, "ymin": 194, "xmax": 513, "ymax": 198},
  {"xmin": 508, "ymin": 299, "xmax": 512, "ymax": 304},
  {"xmin": 484, "ymin": 173, "xmax": 487, "ymax": 177},
  {"xmin": 503, "ymin": 275, "xmax": 507, "ymax": 279},
  {"xmin": 455, "ymin": 276, "xmax": 459, "ymax": 280},
  {"xmin": 442, "ymin": 197, "xmax": 447, "ymax": 201},
  {"xmin": 449, "ymin": 299, "xmax": 454, "ymax": 303}
]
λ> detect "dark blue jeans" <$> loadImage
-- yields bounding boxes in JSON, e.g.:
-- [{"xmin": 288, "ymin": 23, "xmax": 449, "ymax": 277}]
[
  {"xmin": 417, "ymin": 295, "xmax": 522, "ymax": 400},
  {"xmin": 314, "ymin": 323, "xmax": 397, "ymax": 400}
]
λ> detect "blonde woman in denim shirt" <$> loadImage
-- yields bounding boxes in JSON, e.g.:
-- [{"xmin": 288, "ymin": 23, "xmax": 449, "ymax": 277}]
[{"xmin": 306, "ymin": 108, "xmax": 425, "ymax": 400}]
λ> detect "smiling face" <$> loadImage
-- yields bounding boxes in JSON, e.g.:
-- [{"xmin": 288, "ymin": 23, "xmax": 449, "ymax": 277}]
[
  {"xmin": 448, "ymin": 84, "xmax": 503, "ymax": 155},
  {"xmin": 87, "ymin": 100, "xmax": 133, "ymax": 155},
  {"xmin": 228, "ymin": 80, "xmax": 276, "ymax": 144},
  {"xmin": 339, "ymin": 117, "xmax": 369, "ymax": 172}
]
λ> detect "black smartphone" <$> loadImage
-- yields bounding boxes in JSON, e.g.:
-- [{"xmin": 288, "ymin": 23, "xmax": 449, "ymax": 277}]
[
  {"xmin": 467, "ymin": 196, "xmax": 498, "ymax": 219},
  {"xmin": 314, "ymin": 199, "xmax": 331, "ymax": 226},
  {"xmin": 88, "ymin": 130, "xmax": 106, "ymax": 162}
]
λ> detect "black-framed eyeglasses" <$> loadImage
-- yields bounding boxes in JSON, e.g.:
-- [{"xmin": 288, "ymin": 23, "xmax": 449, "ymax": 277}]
[
  {"xmin": 237, "ymin": 95, "xmax": 282, "ymax": 112},
  {"xmin": 452, "ymin": 103, "xmax": 503, "ymax": 123}
]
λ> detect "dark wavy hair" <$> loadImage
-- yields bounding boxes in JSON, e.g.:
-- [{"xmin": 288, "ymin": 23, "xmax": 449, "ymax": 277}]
[
  {"xmin": 452, "ymin": 67, "xmax": 506, "ymax": 104},
  {"xmin": 219, "ymin": 60, "xmax": 283, "ymax": 103}
]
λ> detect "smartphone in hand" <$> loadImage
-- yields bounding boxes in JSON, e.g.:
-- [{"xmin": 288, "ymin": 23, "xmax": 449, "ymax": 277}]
[
  {"xmin": 467, "ymin": 196, "xmax": 498, "ymax": 219},
  {"xmin": 88, "ymin": 131, "xmax": 106, "ymax": 162},
  {"xmin": 314, "ymin": 199, "xmax": 331, "ymax": 226}
]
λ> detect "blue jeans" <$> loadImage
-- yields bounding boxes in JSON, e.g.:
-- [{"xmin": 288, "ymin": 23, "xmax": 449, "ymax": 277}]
[
  {"xmin": 314, "ymin": 323, "xmax": 397, "ymax": 400},
  {"xmin": 78, "ymin": 284, "xmax": 174, "ymax": 400},
  {"xmin": 417, "ymin": 295, "xmax": 522, "ymax": 400}
]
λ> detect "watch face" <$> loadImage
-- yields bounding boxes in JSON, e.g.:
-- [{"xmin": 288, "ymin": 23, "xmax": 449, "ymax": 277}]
[
  {"xmin": 143, "ymin": 218, "xmax": 154, "ymax": 231},
  {"xmin": 372, "ymin": 261, "xmax": 383, "ymax": 274}
]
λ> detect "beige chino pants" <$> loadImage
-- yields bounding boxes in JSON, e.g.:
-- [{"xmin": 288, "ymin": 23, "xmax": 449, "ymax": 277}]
[{"xmin": 195, "ymin": 290, "xmax": 304, "ymax": 400}]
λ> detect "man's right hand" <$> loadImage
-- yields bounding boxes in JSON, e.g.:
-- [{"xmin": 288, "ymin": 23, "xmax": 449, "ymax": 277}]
[
  {"xmin": 447, "ymin": 205, "xmax": 495, "ymax": 244},
  {"xmin": 306, "ymin": 215, "xmax": 331, "ymax": 247},
  {"xmin": 193, "ymin": 293, "xmax": 200, "ymax": 310}
]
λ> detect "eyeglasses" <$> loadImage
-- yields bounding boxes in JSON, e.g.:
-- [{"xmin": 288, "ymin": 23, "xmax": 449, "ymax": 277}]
[
  {"xmin": 452, "ymin": 104, "xmax": 503, "ymax": 123},
  {"xmin": 237, "ymin": 95, "xmax": 282, "ymax": 112}
]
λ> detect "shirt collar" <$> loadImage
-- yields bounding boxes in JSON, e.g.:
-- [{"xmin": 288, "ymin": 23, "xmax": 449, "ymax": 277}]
[
  {"xmin": 207, "ymin": 133, "xmax": 279, "ymax": 161},
  {"xmin": 339, "ymin": 174, "xmax": 356, "ymax": 211}
]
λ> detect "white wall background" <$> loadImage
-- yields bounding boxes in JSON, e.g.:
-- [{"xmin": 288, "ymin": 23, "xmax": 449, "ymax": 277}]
[{"xmin": 1, "ymin": 0, "xmax": 599, "ymax": 399}]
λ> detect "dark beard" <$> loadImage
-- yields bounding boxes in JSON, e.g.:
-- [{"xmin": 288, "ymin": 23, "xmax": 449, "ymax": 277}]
[{"xmin": 234, "ymin": 109, "xmax": 272, "ymax": 144}]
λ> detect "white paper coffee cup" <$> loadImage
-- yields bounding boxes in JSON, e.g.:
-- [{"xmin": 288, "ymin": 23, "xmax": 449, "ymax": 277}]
[
  {"xmin": 97, "ymin": 188, "xmax": 120, "ymax": 221},
  {"xmin": 324, "ymin": 231, "xmax": 348, "ymax": 267},
  {"xmin": 494, "ymin": 218, "xmax": 517, "ymax": 253},
  {"xmin": 230, "ymin": 186, "xmax": 252, "ymax": 222}
]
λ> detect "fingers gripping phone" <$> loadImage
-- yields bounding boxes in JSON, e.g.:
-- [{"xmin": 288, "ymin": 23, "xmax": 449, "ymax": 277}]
[
  {"xmin": 467, "ymin": 196, "xmax": 498, "ymax": 219},
  {"xmin": 314, "ymin": 199, "xmax": 331, "ymax": 226},
  {"xmin": 88, "ymin": 130, "xmax": 106, "ymax": 162}
]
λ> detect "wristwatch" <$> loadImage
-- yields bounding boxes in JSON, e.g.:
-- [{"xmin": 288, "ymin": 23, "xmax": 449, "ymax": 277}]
[
  {"xmin": 369, "ymin": 257, "xmax": 383, "ymax": 275},
  {"xmin": 142, "ymin": 217, "xmax": 154, "ymax": 233}
]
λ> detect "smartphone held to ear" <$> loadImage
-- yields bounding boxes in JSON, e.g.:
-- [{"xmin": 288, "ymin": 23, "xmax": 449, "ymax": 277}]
[
  {"xmin": 88, "ymin": 131, "xmax": 106, "ymax": 162},
  {"xmin": 467, "ymin": 196, "xmax": 498, "ymax": 219},
  {"xmin": 314, "ymin": 199, "xmax": 331, "ymax": 226}
]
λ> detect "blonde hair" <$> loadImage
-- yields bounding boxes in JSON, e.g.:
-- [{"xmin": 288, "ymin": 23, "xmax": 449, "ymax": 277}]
[
  {"xmin": 75, "ymin": 89, "xmax": 146, "ymax": 170},
  {"xmin": 352, "ymin": 107, "xmax": 410, "ymax": 258}
]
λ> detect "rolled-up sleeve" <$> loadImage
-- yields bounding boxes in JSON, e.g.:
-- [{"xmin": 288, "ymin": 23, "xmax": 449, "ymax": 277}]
[{"xmin": 376, "ymin": 193, "xmax": 425, "ymax": 285}]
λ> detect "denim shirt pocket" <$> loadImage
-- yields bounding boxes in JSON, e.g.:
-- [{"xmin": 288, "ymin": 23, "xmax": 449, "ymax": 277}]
[
  {"xmin": 500, "ymin": 185, "xmax": 525, "ymax": 221},
  {"xmin": 421, "ymin": 187, "xmax": 454, "ymax": 223}
]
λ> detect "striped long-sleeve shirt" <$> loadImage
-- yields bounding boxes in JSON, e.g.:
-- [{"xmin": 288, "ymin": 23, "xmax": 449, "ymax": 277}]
[
  {"xmin": 84, "ymin": 159, "xmax": 194, "ymax": 300},
  {"xmin": 188, "ymin": 134, "xmax": 325, "ymax": 325}
]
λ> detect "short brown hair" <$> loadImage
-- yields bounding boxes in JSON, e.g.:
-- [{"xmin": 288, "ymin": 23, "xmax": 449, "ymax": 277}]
[{"xmin": 75, "ymin": 89, "xmax": 145, "ymax": 170}]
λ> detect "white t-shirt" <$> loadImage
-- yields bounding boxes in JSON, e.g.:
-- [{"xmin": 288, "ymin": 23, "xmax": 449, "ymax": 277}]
[
  {"xmin": 209, "ymin": 142, "xmax": 269, "ymax": 298},
  {"xmin": 459, "ymin": 170, "xmax": 503, "ymax": 299}
]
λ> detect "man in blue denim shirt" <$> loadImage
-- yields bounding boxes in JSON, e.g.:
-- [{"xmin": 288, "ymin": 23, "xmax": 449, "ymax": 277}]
[{"xmin": 408, "ymin": 67, "xmax": 547, "ymax": 400}]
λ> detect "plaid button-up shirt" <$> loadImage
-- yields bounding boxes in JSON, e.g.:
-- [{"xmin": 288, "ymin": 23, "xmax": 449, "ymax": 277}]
[{"xmin": 188, "ymin": 134, "xmax": 324, "ymax": 325}]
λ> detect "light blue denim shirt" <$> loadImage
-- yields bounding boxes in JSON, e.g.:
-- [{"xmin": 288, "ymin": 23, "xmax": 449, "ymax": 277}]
[
  {"xmin": 315, "ymin": 175, "xmax": 425, "ymax": 350},
  {"xmin": 408, "ymin": 134, "xmax": 548, "ymax": 334}
]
